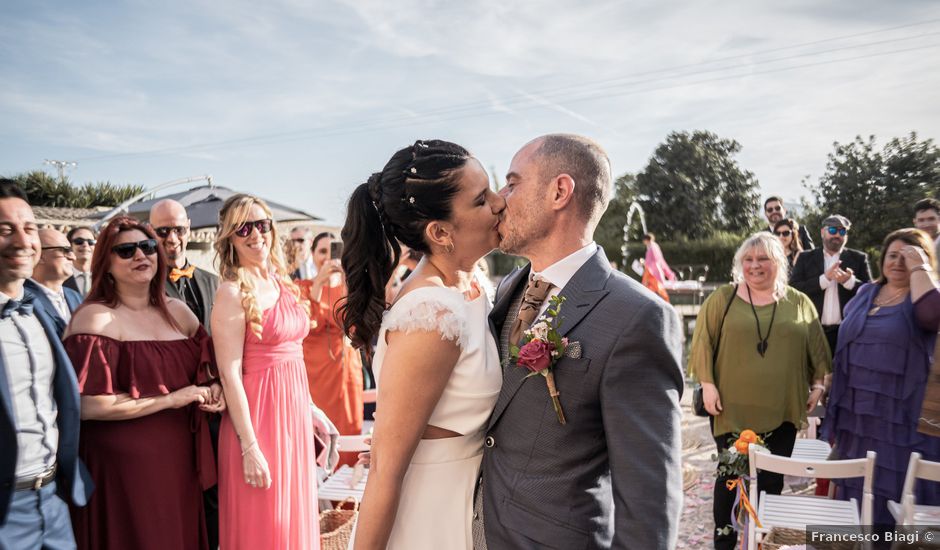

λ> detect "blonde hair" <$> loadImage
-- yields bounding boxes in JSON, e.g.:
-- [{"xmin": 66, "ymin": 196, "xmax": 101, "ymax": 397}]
[
  {"xmin": 214, "ymin": 194, "xmax": 305, "ymax": 339},
  {"xmin": 731, "ymin": 232, "xmax": 791, "ymax": 300}
]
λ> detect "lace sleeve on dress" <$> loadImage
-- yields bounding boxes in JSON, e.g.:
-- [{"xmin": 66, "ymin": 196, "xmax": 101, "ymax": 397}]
[{"xmin": 382, "ymin": 290, "xmax": 470, "ymax": 350}]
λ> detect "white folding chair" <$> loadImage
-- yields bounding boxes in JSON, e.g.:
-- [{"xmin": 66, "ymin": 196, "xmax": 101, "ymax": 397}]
[
  {"xmin": 790, "ymin": 438, "xmax": 832, "ymax": 462},
  {"xmin": 887, "ymin": 452, "xmax": 940, "ymax": 525},
  {"xmin": 747, "ymin": 445, "xmax": 875, "ymax": 550}
]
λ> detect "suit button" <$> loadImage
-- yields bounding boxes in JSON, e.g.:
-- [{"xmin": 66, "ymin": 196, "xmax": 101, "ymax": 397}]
[{"xmin": 484, "ymin": 436, "xmax": 495, "ymax": 448}]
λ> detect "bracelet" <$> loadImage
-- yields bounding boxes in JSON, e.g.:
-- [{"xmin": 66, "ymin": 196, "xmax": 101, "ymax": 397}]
[
  {"xmin": 911, "ymin": 264, "xmax": 934, "ymax": 273},
  {"xmin": 241, "ymin": 441, "xmax": 258, "ymax": 456},
  {"xmin": 811, "ymin": 384, "xmax": 826, "ymax": 392}
]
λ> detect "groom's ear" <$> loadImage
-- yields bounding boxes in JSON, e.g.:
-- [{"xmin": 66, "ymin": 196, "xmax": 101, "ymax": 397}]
[
  {"xmin": 550, "ymin": 173, "xmax": 576, "ymax": 212},
  {"xmin": 423, "ymin": 220, "xmax": 453, "ymax": 250}
]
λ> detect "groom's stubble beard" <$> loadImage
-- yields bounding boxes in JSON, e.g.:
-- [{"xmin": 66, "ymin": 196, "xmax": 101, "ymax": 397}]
[{"xmin": 498, "ymin": 202, "xmax": 553, "ymax": 257}]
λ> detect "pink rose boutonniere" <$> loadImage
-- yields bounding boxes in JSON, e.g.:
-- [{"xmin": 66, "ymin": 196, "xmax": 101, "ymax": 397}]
[{"xmin": 510, "ymin": 295, "xmax": 569, "ymax": 425}]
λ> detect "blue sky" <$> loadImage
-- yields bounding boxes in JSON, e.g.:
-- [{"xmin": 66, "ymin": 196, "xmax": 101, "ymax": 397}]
[{"xmin": 3, "ymin": 0, "xmax": 939, "ymax": 225}]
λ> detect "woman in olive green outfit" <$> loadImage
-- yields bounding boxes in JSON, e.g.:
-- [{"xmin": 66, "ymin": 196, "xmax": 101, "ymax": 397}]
[{"xmin": 690, "ymin": 232, "xmax": 831, "ymax": 550}]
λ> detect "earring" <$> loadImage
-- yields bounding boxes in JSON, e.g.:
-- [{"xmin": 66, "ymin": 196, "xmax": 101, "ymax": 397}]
[{"xmin": 446, "ymin": 242, "xmax": 455, "ymax": 255}]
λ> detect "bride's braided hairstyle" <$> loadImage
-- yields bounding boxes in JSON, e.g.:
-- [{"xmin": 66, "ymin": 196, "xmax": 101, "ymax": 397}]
[{"xmin": 338, "ymin": 139, "xmax": 471, "ymax": 352}]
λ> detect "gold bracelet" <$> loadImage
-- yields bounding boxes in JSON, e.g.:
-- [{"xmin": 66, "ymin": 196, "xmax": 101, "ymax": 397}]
[{"xmin": 241, "ymin": 440, "xmax": 258, "ymax": 456}]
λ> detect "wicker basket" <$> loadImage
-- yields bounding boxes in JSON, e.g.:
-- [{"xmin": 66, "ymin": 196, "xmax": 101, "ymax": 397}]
[
  {"xmin": 760, "ymin": 526, "xmax": 859, "ymax": 550},
  {"xmin": 320, "ymin": 498, "xmax": 359, "ymax": 550}
]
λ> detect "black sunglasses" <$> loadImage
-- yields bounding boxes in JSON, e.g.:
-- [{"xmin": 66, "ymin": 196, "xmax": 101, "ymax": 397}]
[
  {"xmin": 774, "ymin": 230, "xmax": 792, "ymax": 237},
  {"xmin": 234, "ymin": 219, "xmax": 273, "ymax": 238},
  {"xmin": 826, "ymin": 226, "xmax": 848, "ymax": 236},
  {"xmin": 111, "ymin": 239, "xmax": 159, "ymax": 259},
  {"xmin": 765, "ymin": 205, "xmax": 782, "ymax": 213},
  {"xmin": 291, "ymin": 238, "xmax": 307, "ymax": 244},
  {"xmin": 71, "ymin": 237, "xmax": 96, "ymax": 246},
  {"xmin": 153, "ymin": 225, "xmax": 189, "ymax": 238},
  {"xmin": 42, "ymin": 246, "xmax": 75, "ymax": 256}
]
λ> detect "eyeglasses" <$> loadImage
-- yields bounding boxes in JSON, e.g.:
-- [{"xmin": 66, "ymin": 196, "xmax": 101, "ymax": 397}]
[
  {"xmin": 111, "ymin": 239, "xmax": 159, "ymax": 259},
  {"xmin": 42, "ymin": 246, "xmax": 75, "ymax": 257},
  {"xmin": 774, "ymin": 230, "xmax": 792, "ymax": 237},
  {"xmin": 765, "ymin": 205, "xmax": 783, "ymax": 213},
  {"xmin": 291, "ymin": 238, "xmax": 307, "ymax": 244},
  {"xmin": 234, "ymin": 219, "xmax": 273, "ymax": 238},
  {"xmin": 826, "ymin": 226, "xmax": 848, "ymax": 236},
  {"xmin": 153, "ymin": 226, "xmax": 189, "ymax": 238},
  {"xmin": 71, "ymin": 238, "xmax": 96, "ymax": 246}
]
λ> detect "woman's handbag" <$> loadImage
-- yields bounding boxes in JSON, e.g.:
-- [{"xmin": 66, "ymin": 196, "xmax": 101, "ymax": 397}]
[
  {"xmin": 692, "ymin": 284, "xmax": 737, "ymax": 417},
  {"xmin": 320, "ymin": 498, "xmax": 359, "ymax": 550}
]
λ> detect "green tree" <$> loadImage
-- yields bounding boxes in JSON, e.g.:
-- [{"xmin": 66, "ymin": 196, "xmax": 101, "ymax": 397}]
[
  {"xmin": 802, "ymin": 133, "xmax": 940, "ymax": 262},
  {"xmin": 632, "ymin": 130, "xmax": 761, "ymax": 240},
  {"xmin": 11, "ymin": 171, "xmax": 145, "ymax": 208}
]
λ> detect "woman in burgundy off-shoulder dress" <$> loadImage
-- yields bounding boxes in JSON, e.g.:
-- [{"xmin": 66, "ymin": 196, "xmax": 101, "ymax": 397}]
[
  {"xmin": 824, "ymin": 229, "xmax": 940, "ymax": 525},
  {"xmin": 63, "ymin": 216, "xmax": 224, "ymax": 550}
]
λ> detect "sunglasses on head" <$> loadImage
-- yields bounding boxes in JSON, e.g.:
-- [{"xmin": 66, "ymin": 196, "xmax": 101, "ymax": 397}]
[
  {"xmin": 234, "ymin": 219, "xmax": 273, "ymax": 238},
  {"xmin": 765, "ymin": 205, "xmax": 782, "ymax": 213},
  {"xmin": 153, "ymin": 225, "xmax": 189, "ymax": 238},
  {"xmin": 71, "ymin": 237, "xmax": 96, "ymax": 246},
  {"xmin": 774, "ymin": 230, "xmax": 792, "ymax": 237},
  {"xmin": 42, "ymin": 246, "xmax": 75, "ymax": 256},
  {"xmin": 826, "ymin": 226, "xmax": 848, "ymax": 236},
  {"xmin": 111, "ymin": 239, "xmax": 159, "ymax": 259}
]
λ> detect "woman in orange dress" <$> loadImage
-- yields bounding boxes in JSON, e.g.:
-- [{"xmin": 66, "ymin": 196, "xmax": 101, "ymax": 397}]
[{"xmin": 298, "ymin": 232, "xmax": 363, "ymax": 467}]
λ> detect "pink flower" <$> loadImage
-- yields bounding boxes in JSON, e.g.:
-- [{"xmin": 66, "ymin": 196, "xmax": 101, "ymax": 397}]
[{"xmin": 517, "ymin": 339, "xmax": 553, "ymax": 373}]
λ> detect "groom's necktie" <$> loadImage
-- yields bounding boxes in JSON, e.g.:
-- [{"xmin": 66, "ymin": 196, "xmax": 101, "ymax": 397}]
[{"xmin": 508, "ymin": 276, "xmax": 553, "ymax": 346}]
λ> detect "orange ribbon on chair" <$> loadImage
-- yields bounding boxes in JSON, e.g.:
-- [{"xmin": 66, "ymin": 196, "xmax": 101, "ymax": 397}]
[{"xmin": 726, "ymin": 478, "xmax": 762, "ymax": 529}]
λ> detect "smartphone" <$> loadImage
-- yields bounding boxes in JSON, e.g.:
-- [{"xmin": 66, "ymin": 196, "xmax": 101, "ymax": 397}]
[{"xmin": 330, "ymin": 241, "xmax": 344, "ymax": 260}]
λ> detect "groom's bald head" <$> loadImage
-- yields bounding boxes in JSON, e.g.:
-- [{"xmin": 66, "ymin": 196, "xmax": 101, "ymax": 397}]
[{"xmin": 528, "ymin": 134, "xmax": 612, "ymax": 226}]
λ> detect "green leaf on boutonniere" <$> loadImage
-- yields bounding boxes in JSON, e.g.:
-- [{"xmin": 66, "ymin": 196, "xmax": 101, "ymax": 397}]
[{"xmin": 509, "ymin": 344, "xmax": 520, "ymax": 357}]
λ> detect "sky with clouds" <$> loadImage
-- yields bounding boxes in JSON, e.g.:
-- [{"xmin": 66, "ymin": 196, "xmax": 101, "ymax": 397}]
[{"xmin": 2, "ymin": 0, "xmax": 939, "ymax": 225}]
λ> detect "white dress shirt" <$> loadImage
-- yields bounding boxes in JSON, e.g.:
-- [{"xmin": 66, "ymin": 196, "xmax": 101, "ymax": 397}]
[
  {"xmin": 30, "ymin": 280, "xmax": 71, "ymax": 323},
  {"xmin": 531, "ymin": 242, "xmax": 598, "ymax": 317},
  {"xmin": 0, "ymin": 290, "xmax": 59, "ymax": 478},
  {"xmin": 818, "ymin": 250, "xmax": 857, "ymax": 325},
  {"xmin": 298, "ymin": 258, "xmax": 317, "ymax": 280}
]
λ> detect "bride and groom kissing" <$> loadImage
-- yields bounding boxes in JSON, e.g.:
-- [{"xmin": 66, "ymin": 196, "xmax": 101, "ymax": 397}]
[{"xmin": 338, "ymin": 134, "xmax": 684, "ymax": 549}]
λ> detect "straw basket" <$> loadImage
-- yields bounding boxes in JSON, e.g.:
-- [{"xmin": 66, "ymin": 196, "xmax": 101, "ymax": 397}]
[
  {"xmin": 320, "ymin": 498, "xmax": 359, "ymax": 550},
  {"xmin": 760, "ymin": 526, "xmax": 859, "ymax": 549}
]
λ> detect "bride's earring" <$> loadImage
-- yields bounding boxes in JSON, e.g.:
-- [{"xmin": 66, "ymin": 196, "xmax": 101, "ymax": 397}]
[{"xmin": 445, "ymin": 242, "xmax": 455, "ymax": 254}]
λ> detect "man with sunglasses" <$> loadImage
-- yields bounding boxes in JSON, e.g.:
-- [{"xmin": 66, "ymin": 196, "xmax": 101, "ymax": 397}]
[
  {"xmin": 288, "ymin": 226, "xmax": 317, "ymax": 280},
  {"xmin": 63, "ymin": 227, "xmax": 95, "ymax": 298},
  {"xmin": 149, "ymin": 198, "xmax": 221, "ymax": 549},
  {"xmin": 0, "ymin": 179, "xmax": 93, "ymax": 549},
  {"xmin": 790, "ymin": 214, "xmax": 872, "ymax": 355},
  {"xmin": 24, "ymin": 229, "xmax": 81, "ymax": 338},
  {"xmin": 764, "ymin": 196, "xmax": 814, "ymax": 251}
]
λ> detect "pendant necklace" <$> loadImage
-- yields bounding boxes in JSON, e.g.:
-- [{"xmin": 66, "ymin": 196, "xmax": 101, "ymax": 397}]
[
  {"xmin": 868, "ymin": 286, "xmax": 907, "ymax": 316},
  {"xmin": 745, "ymin": 284, "xmax": 777, "ymax": 357}
]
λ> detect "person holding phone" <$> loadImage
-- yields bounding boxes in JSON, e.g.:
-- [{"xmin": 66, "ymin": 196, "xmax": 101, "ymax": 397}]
[{"xmin": 298, "ymin": 232, "xmax": 364, "ymax": 467}]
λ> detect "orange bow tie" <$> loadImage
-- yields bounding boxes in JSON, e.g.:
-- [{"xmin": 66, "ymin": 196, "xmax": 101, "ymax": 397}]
[{"xmin": 169, "ymin": 265, "xmax": 196, "ymax": 283}]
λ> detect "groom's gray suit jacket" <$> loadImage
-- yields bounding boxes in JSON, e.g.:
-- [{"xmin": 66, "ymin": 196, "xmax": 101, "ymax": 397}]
[{"xmin": 482, "ymin": 247, "xmax": 684, "ymax": 549}]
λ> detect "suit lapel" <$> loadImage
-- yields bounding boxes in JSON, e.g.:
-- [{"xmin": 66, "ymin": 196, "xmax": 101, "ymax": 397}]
[
  {"xmin": 164, "ymin": 278, "xmax": 182, "ymax": 301},
  {"xmin": 489, "ymin": 267, "xmax": 529, "ymax": 342},
  {"xmin": 487, "ymin": 248, "xmax": 611, "ymax": 429},
  {"xmin": 24, "ymin": 282, "xmax": 66, "ymax": 336},
  {"xmin": 0, "ymin": 341, "xmax": 13, "ymax": 427}
]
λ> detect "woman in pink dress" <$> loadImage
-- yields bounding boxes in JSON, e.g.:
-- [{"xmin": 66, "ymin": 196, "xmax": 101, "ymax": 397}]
[{"xmin": 211, "ymin": 194, "xmax": 320, "ymax": 549}]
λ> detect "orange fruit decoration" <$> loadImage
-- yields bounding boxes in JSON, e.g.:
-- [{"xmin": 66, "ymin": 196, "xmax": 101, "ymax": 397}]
[
  {"xmin": 734, "ymin": 439, "xmax": 750, "ymax": 454},
  {"xmin": 739, "ymin": 429, "xmax": 758, "ymax": 444}
]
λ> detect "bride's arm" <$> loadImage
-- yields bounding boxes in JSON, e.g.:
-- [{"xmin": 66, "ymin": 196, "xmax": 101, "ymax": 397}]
[{"xmin": 352, "ymin": 329, "xmax": 461, "ymax": 550}]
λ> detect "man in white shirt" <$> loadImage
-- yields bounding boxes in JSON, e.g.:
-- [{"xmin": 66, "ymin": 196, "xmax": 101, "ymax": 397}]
[
  {"xmin": 63, "ymin": 227, "xmax": 95, "ymax": 298},
  {"xmin": 790, "ymin": 215, "xmax": 872, "ymax": 354},
  {"xmin": 24, "ymin": 229, "xmax": 82, "ymax": 337},
  {"xmin": 289, "ymin": 227, "xmax": 317, "ymax": 280},
  {"xmin": 913, "ymin": 198, "xmax": 940, "ymax": 263}
]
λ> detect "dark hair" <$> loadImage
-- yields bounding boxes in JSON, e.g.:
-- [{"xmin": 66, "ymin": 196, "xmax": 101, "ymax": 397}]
[
  {"xmin": 764, "ymin": 196, "xmax": 784, "ymax": 210},
  {"xmin": 914, "ymin": 197, "xmax": 940, "ymax": 216},
  {"xmin": 0, "ymin": 179, "xmax": 28, "ymax": 201},
  {"xmin": 642, "ymin": 233, "xmax": 654, "ymax": 242},
  {"xmin": 79, "ymin": 216, "xmax": 179, "ymax": 331},
  {"xmin": 531, "ymin": 134, "xmax": 611, "ymax": 224},
  {"xmin": 773, "ymin": 218, "xmax": 803, "ymax": 260},
  {"xmin": 876, "ymin": 228, "xmax": 937, "ymax": 283},
  {"xmin": 311, "ymin": 232, "xmax": 336, "ymax": 252},
  {"xmin": 338, "ymin": 139, "xmax": 471, "ymax": 351},
  {"xmin": 67, "ymin": 226, "xmax": 96, "ymax": 242}
]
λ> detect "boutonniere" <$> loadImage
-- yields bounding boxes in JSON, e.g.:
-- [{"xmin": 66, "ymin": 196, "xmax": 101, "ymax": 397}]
[{"xmin": 509, "ymin": 295, "xmax": 568, "ymax": 425}]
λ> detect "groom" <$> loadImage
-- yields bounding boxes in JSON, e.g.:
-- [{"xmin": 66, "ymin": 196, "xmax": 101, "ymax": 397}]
[{"xmin": 480, "ymin": 134, "xmax": 684, "ymax": 549}]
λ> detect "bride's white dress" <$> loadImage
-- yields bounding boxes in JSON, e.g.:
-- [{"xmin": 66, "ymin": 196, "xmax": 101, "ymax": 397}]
[{"xmin": 351, "ymin": 285, "xmax": 501, "ymax": 549}]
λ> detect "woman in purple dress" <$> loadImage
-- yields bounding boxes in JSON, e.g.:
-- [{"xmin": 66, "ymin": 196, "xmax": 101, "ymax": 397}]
[{"xmin": 824, "ymin": 228, "xmax": 940, "ymax": 525}]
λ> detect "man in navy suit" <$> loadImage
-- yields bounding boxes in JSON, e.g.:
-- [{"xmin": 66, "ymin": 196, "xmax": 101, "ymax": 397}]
[
  {"xmin": 0, "ymin": 179, "xmax": 92, "ymax": 549},
  {"xmin": 24, "ymin": 229, "xmax": 82, "ymax": 338}
]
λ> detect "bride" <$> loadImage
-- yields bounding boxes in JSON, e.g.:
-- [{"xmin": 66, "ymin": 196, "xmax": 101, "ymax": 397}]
[{"xmin": 339, "ymin": 140, "xmax": 505, "ymax": 549}]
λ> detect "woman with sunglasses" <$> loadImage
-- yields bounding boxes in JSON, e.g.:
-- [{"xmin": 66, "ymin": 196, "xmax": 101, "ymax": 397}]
[
  {"xmin": 63, "ymin": 217, "xmax": 224, "ymax": 550},
  {"xmin": 297, "ymin": 232, "xmax": 363, "ymax": 468},
  {"xmin": 211, "ymin": 195, "xmax": 320, "ymax": 549},
  {"xmin": 773, "ymin": 218, "xmax": 803, "ymax": 267},
  {"xmin": 823, "ymin": 228, "xmax": 940, "ymax": 525}
]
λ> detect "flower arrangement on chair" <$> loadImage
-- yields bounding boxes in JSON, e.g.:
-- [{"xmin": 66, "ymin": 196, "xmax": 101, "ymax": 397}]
[{"xmin": 713, "ymin": 429, "xmax": 766, "ymax": 542}]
